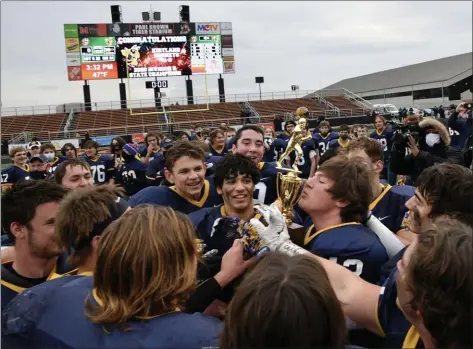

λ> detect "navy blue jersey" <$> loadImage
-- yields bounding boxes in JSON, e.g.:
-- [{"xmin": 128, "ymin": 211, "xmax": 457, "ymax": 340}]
[
  {"xmin": 129, "ymin": 178, "xmax": 223, "ymax": 214},
  {"xmin": 1, "ymin": 253, "xmax": 73, "ymax": 311},
  {"xmin": 115, "ymin": 157, "xmax": 148, "ymax": 196},
  {"xmin": 145, "ymin": 152, "xmax": 165, "ymax": 186},
  {"xmin": 329, "ymin": 138, "xmax": 350, "ymax": 150},
  {"xmin": 263, "ymin": 137, "xmax": 286, "ymax": 163},
  {"xmin": 209, "ymin": 144, "xmax": 228, "ymax": 157},
  {"xmin": 276, "ymin": 132, "xmax": 291, "ymax": 142},
  {"xmin": 289, "ymin": 137, "xmax": 317, "ymax": 178},
  {"xmin": 370, "ymin": 184, "xmax": 415, "ymax": 233},
  {"xmin": 1, "ymin": 165, "xmax": 30, "ymax": 191},
  {"xmin": 304, "ymin": 223, "xmax": 388, "ymax": 284},
  {"xmin": 225, "ymin": 137, "xmax": 235, "ymax": 151},
  {"xmin": 370, "ymin": 126, "xmax": 394, "ymax": 161},
  {"xmin": 47, "ymin": 156, "xmax": 68, "ymax": 175},
  {"xmin": 205, "ymin": 155, "xmax": 223, "ymax": 177},
  {"xmin": 377, "ymin": 267, "xmax": 423, "ymax": 348},
  {"xmin": 448, "ymin": 114, "xmax": 472, "ymax": 150},
  {"xmin": 254, "ymin": 162, "xmax": 287, "ymax": 205},
  {"xmin": 312, "ymin": 132, "xmax": 339, "ymax": 155},
  {"xmin": 2, "ymin": 276, "xmax": 221, "ymax": 349},
  {"xmin": 79, "ymin": 154, "xmax": 115, "ymax": 185}
]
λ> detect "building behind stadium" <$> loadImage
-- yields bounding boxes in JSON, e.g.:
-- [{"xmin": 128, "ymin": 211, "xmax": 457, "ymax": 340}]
[{"xmin": 314, "ymin": 52, "xmax": 472, "ymax": 109}]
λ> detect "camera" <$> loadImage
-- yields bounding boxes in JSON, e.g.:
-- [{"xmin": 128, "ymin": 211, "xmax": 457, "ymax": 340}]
[{"xmin": 387, "ymin": 120, "xmax": 423, "ymax": 147}]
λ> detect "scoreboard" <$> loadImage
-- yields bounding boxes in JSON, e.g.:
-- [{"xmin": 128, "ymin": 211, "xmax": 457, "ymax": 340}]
[
  {"xmin": 64, "ymin": 22, "xmax": 235, "ymax": 81},
  {"xmin": 191, "ymin": 35, "xmax": 223, "ymax": 74}
]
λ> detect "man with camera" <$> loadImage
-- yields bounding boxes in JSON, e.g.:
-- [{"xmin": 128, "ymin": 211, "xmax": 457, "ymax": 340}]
[{"xmin": 389, "ymin": 117, "xmax": 463, "ymax": 184}]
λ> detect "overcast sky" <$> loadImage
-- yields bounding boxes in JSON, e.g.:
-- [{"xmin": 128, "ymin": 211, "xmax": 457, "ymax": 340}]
[{"xmin": 1, "ymin": 1, "xmax": 472, "ymax": 109}]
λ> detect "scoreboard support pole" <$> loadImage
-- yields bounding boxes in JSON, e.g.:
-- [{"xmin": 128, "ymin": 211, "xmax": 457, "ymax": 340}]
[
  {"xmin": 154, "ymin": 77, "xmax": 162, "ymax": 108},
  {"xmin": 218, "ymin": 74, "xmax": 225, "ymax": 103},
  {"xmin": 186, "ymin": 76, "xmax": 194, "ymax": 105},
  {"xmin": 119, "ymin": 79, "xmax": 127, "ymax": 110},
  {"xmin": 83, "ymin": 80, "xmax": 92, "ymax": 112}
]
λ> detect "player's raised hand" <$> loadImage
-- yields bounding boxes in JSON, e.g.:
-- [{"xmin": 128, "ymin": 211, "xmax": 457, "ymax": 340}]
[{"xmin": 250, "ymin": 205, "xmax": 290, "ymax": 251}]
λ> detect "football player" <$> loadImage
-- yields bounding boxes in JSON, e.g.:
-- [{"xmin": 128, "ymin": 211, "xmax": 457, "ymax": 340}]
[
  {"xmin": 263, "ymin": 127, "xmax": 286, "ymax": 163},
  {"xmin": 252, "ymin": 211, "xmax": 471, "ymax": 349},
  {"xmin": 189, "ymin": 153, "xmax": 265, "ymax": 308},
  {"xmin": 29, "ymin": 154, "xmax": 52, "ymax": 180},
  {"xmin": 341, "ymin": 138, "xmax": 415, "ymax": 241},
  {"xmin": 145, "ymin": 137, "xmax": 174, "ymax": 186},
  {"xmin": 297, "ymin": 155, "xmax": 389, "ymax": 284},
  {"xmin": 1, "ymin": 180, "xmax": 69, "ymax": 310},
  {"xmin": 129, "ymin": 141, "xmax": 222, "ymax": 213},
  {"xmin": 1, "ymin": 146, "xmax": 30, "ymax": 191},
  {"xmin": 53, "ymin": 184, "xmax": 129, "ymax": 276},
  {"xmin": 54, "ymin": 159, "xmax": 94, "ymax": 190},
  {"xmin": 40, "ymin": 143, "xmax": 68, "ymax": 175},
  {"xmin": 27, "ymin": 140, "xmax": 42, "ymax": 159},
  {"xmin": 378, "ymin": 163, "xmax": 473, "ymax": 283},
  {"xmin": 79, "ymin": 140, "xmax": 115, "ymax": 185},
  {"xmin": 2, "ymin": 206, "xmax": 222, "ymax": 348},
  {"xmin": 114, "ymin": 143, "xmax": 148, "ymax": 196},
  {"xmin": 60, "ymin": 143, "xmax": 77, "ymax": 159},
  {"xmin": 189, "ymin": 153, "xmax": 264, "ymax": 262},
  {"xmin": 357, "ymin": 125, "xmax": 369, "ymax": 138},
  {"xmin": 370, "ymin": 115, "xmax": 395, "ymax": 184},
  {"xmin": 277, "ymin": 120, "xmax": 296, "ymax": 141},
  {"xmin": 232, "ymin": 125, "xmax": 286, "ymax": 205},
  {"xmin": 312, "ymin": 120, "xmax": 339, "ymax": 156},
  {"xmin": 208, "ymin": 128, "xmax": 228, "ymax": 157},
  {"xmin": 329, "ymin": 124, "xmax": 351, "ymax": 150},
  {"xmin": 139, "ymin": 131, "xmax": 162, "ymax": 165}
]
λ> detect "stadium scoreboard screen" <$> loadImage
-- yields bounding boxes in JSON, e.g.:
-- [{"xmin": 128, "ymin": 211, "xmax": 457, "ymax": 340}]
[{"xmin": 64, "ymin": 22, "xmax": 235, "ymax": 81}]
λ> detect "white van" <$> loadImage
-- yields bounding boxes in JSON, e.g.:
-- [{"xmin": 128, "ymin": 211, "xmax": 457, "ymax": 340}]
[{"xmin": 372, "ymin": 104, "xmax": 399, "ymax": 117}]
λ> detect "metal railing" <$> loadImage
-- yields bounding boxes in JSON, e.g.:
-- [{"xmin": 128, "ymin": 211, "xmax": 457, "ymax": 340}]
[
  {"xmin": 1, "ymin": 90, "xmax": 325, "ymax": 117},
  {"xmin": 316, "ymin": 88, "xmax": 373, "ymax": 111},
  {"xmin": 2, "ymin": 114, "xmax": 280, "ymax": 141}
]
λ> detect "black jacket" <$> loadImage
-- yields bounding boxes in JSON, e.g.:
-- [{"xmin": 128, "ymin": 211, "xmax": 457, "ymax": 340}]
[{"xmin": 390, "ymin": 118, "xmax": 463, "ymax": 184}]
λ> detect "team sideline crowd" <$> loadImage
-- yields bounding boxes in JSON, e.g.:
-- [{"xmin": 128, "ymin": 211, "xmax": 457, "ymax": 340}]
[{"xmin": 0, "ymin": 105, "xmax": 472, "ymax": 349}]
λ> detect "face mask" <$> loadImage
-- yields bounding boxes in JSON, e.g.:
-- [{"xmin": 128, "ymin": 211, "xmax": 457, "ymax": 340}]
[
  {"xmin": 425, "ymin": 133, "xmax": 441, "ymax": 147},
  {"xmin": 30, "ymin": 171, "xmax": 48, "ymax": 180},
  {"xmin": 43, "ymin": 153, "xmax": 55, "ymax": 161},
  {"xmin": 340, "ymin": 134, "xmax": 349, "ymax": 140}
]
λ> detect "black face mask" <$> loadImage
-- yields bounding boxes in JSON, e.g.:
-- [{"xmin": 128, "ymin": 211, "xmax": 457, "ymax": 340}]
[
  {"xmin": 30, "ymin": 171, "xmax": 48, "ymax": 180},
  {"xmin": 340, "ymin": 134, "xmax": 349, "ymax": 140}
]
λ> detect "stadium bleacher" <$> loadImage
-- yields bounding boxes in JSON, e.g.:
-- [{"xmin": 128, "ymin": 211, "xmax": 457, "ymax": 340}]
[{"xmin": 1, "ymin": 94, "xmax": 365, "ymax": 141}]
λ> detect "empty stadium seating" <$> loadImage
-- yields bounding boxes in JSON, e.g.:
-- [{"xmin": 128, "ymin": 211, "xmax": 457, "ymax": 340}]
[
  {"xmin": 324, "ymin": 96, "xmax": 365, "ymax": 116},
  {"xmin": 1, "ymin": 114, "xmax": 67, "ymax": 140},
  {"xmin": 0, "ymin": 94, "xmax": 368, "ymax": 140}
]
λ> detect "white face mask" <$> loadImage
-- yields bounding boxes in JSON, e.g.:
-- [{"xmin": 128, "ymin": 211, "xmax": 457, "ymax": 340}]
[
  {"xmin": 426, "ymin": 133, "xmax": 441, "ymax": 147},
  {"xmin": 43, "ymin": 153, "xmax": 55, "ymax": 161}
]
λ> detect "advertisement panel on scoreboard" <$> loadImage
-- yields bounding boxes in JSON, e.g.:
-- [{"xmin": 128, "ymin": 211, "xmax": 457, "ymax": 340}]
[
  {"xmin": 116, "ymin": 36, "xmax": 191, "ymax": 78},
  {"xmin": 190, "ymin": 35, "xmax": 223, "ymax": 74}
]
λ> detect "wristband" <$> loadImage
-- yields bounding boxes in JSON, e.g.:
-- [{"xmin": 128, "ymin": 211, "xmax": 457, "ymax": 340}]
[{"xmin": 277, "ymin": 241, "xmax": 306, "ymax": 257}]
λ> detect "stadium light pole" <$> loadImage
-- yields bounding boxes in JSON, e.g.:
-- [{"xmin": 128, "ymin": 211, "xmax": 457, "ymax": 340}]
[{"xmin": 255, "ymin": 77, "xmax": 264, "ymax": 101}]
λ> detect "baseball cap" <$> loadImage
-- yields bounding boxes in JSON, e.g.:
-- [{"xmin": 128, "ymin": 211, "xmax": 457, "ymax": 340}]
[
  {"xmin": 28, "ymin": 141, "xmax": 41, "ymax": 149},
  {"xmin": 29, "ymin": 154, "xmax": 48, "ymax": 163},
  {"xmin": 160, "ymin": 137, "xmax": 175, "ymax": 149}
]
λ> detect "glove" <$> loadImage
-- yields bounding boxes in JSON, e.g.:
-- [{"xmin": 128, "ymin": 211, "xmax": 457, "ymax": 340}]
[{"xmin": 249, "ymin": 205, "xmax": 305, "ymax": 257}]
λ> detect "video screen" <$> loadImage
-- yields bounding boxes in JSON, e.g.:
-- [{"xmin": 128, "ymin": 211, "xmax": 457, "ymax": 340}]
[{"xmin": 116, "ymin": 36, "xmax": 192, "ymax": 78}]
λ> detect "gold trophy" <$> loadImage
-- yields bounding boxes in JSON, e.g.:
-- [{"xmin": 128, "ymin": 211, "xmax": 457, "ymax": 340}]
[{"xmin": 274, "ymin": 108, "xmax": 309, "ymax": 244}]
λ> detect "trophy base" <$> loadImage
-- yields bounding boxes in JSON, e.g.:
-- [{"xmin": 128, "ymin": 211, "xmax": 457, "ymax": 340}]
[{"xmin": 287, "ymin": 222, "xmax": 305, "ymax": 247}]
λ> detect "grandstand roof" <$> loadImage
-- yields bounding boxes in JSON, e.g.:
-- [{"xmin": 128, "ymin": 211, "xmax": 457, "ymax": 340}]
[{"xmin": 321, "ymin": 52, "xmax": 472, "ymax": 93}]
